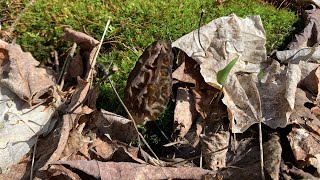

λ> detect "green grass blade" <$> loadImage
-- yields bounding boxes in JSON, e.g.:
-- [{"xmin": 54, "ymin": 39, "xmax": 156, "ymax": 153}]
[{"xmin": 217, "ymin": 55, "xmax": 239, "ymax": 86}]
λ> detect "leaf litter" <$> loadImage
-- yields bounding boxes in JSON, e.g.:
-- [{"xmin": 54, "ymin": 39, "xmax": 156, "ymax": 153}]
[{"xmin": 1, "ymin": 4, "xmax": 320, "ymax": 180}]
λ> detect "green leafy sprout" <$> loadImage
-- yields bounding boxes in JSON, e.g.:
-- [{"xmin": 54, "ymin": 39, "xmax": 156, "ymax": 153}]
[{"xmin": 217, "ymin": 55, "xmax": 239, "ymax": 87}]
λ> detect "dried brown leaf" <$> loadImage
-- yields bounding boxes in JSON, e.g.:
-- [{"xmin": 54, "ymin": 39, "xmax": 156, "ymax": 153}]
[
  {"xmin": 0, "ymin": 162, "xmax": 28, "ymax": 180},
  {"xmin": 95, "ymin": 109, "xmax": 137, "ymax": 143},
  {"xmin": 40, "ymin": 114, "xmax": 71, "ymax": 171},
  {"xmin": 280, "ymin": 161, "xmax": 318, "ymax": 180},
  {"xmin": 0, "ymin": 43, "xmax": 55, "ymax": 104},
  {"xmin": 223, "ymin": 73, "xmax": 263, "ymax": 132},
  {"xmin": 173, "ymin": 87, "xmax": 195, "ymax": 138},
  {"xmin": 60, "ymin": 128, "xmax": 90, "ymax": 161},
  {"xmin": 91, "ymin": 137, "xmax": 116, "ymax": 160},
  {"xmin": 263, "ymin": 133, "xmax": 282, "ymax": 180},
  {"xmin": 219, "ymin": 135, "xmax": 263, "ymax": 179},
  {"xmin": 49, "ymin": 164, "xmax": 81, "ymax": 180},
  {"xmin": 287, "ymin": 9, "xmax": 320, "ymax": 49},
  {"xmin": 201, "ymin": 131, "xmax": 230, "ymax": 170},
  {"xmin": 61, "ymin": 28, "xmax": 99, "ymax": 51},
  {"xmin": 0, "ymin": 40, "xmax": 8, "ymax": 66},
  {"xmin": 68, "ymin": 52, "xmax": 84, "ymax": 79},
  {"xmin": 287, "ymin": 126, "xmax": 320, "ymax": 174},
  {"xmin": 50, "ymin": 160, "xmax": 215, "ymax": 180}
]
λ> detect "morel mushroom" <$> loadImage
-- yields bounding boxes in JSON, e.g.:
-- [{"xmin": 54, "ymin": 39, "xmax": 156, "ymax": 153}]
[{"xmin": 124, "ymin": 40, "xmax": 173, "ymax": 124}]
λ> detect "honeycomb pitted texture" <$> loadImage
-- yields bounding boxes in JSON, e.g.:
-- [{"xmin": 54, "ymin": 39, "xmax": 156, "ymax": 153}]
[{"xmin": 124, "ymin": 41, "xmax": 173, "ymax": 124}]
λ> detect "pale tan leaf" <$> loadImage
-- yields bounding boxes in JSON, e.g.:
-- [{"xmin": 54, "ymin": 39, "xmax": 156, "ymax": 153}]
[
  {"xmin": 173, "ymin": 87, "xmax": 194, "ymax": 138},
  {"xmin": 172, "ymin": 14, "xmax": 266, "ymax": 89}
]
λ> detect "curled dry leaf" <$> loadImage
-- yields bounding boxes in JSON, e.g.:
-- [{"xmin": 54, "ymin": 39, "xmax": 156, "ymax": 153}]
[
  {"xmin": 173, "ymin": 87, "xmax": 194, "ymax": 138},
  {"xmin": 39, "ymin": 79, "xmax": 91, "ymax": 171},
  {"xmin": 219, "ymin": 136, "xmax": 262, "ymax": 179},
  {"xmin": 173, "ymin": 52, "xmax": 221, "ymax": 119},
  {"xmin": 290, "ymin": 88, "xmax": 318, "ymax": 124},
  {"xmin": 172, "ymin": 52, "xmax": 224, "ymax": 154},
  {"xmin": 287, "ymin": 126, "xmax": 320, "ymax": 174},
  {"xmin": 0, "ymin": 42, "xmax": 55, "ymax": 104},
  {"xmin": 91, "ymin": 136, "xmax": 116, "ymax": 160},
  {"xmin": 61, "ymin": 27, "xmax": 99, "ymax": 51},
  {"xmin": 280, "ymin": 160, "xmax": 318, "ymax": 180},
  {"xmin": 263, "ymin": 133, "xmax": 282, "ymax": 180},
  {"xmin": 49, "ymin": 164, "xmax": 81, "ymax": 180},
  {"xmin": 60, "ymin": 128, "xmax": 91, "ymax": 161},
  {"xmin": 61, "ymin": 28, "xmax": 100, "ymax": 82},
  {"xmin": 68, "ymin": 52, "xmax": 84, "ymax": 79},
  {"xmin": 287, "ymin": 8, "xmax": 320, "ymax": 49},
  {"xmin": 201, "ymin": 131, "xmax": 229, "ymax": 170},
  {"xmin": 50, "ymin": 160, "xmax": 216, "ymax": 180},
  {"xmin": 95, "ymin": 109, "xmax": 137, "ymax": 143}
]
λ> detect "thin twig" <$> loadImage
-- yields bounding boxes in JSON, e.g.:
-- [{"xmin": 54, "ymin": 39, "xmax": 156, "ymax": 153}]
[
  {"xmin": 198, "ymin": 7, "xmax": 206, "ymax": 52},
  {"xmin": 259, "ymin": 122, "xmax": 265, "ymax": 180},
  {"xmin": 53, "ymin": 50, "xmax": 59, "ymax": 75},
  {"xmin": 58, "ymin": 43, "xmax": 77, "ymax": 89},
  {"xmin": 86, "ymin": 17, "xmax": 111, "ymax": 82},
  {"xmin": 170, "ymin": 146, "xmax": 229, "ymax": 166},
  {"xmin": 30, "ymin": 135, "xmax": 39, "ymax": 180}
]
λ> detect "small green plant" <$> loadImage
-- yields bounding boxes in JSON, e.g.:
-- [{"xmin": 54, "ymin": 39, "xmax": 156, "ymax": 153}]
[{"xmin": 217, "ymin": 55, "xmax": 239, "ymax": 87}]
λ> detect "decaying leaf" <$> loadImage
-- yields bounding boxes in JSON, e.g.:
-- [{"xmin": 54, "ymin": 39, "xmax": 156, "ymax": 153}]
[
  {"xmin": 0, "ymin": 41, "xmax": 61, "ymax": 173},
  {"xmin": 287, "ymin": 8, "xmax": 320, "ymax": 49},
  {"xmin": 50, "ymin": 160, "xmax": 216, "ymax": 180},
  {"xmin": 287, "ymin": 126, "xmax": 320, "ymax": 174},
  {"xmin": 201, "ymin": 131, "xmax": 230, "ymax": 170},
  {"xmin": 0, "ymin": 41, "xmax": 55, "ymax": 104},
  {"xmin": 257, "ymin": 60, "xmax": 292, "ymax": 129},
  {"xmin": 0, "ymin": 83, "xmax": 59, "ymax": 172},
  {"xmin": 172, "ymin": 52, "xmax": 225, "ymax": 158},
  {"xmin": 280, "ymin": 160, "xmax": 318, "ymax": 180},
  {"xmin": 91, "ymin": 136, "xmax": 116, "ymax": 160},
  {"xmin": 173, "ymin": 87, "xmax": 195, "ymax": 138},
  {"xmin": 219, "ymin": 135, "xmax": 262, "ymax": 179},
  {"xmin": 95, "ymin": 109, "xmax": 137, "ymax": 143},
  {"xmin": 172, "ymin": 14, "xmax": 267, "ymax": 133},
  {"xmin": 0, "ymin": 161, "xmax": 29, "ymax": 180},
  {"xmin": 223, "ymin": 73, "xmax": 263, "ymax": 132},
  {"xmin": 263, "ymin": 133, "xmax": 282, "ymax": 180},
  {"xmin": 61, "ymin": 27, "xmax": 99, "ymax": 51}
]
